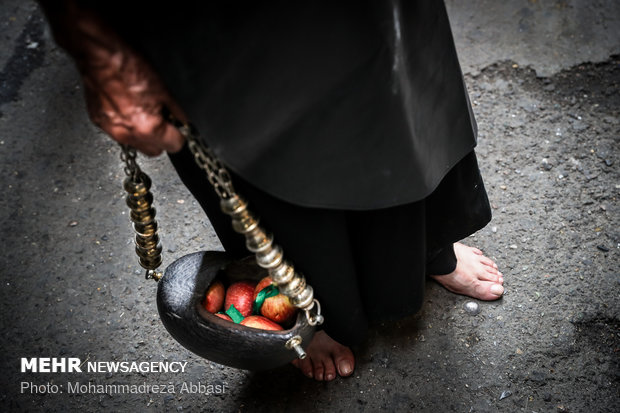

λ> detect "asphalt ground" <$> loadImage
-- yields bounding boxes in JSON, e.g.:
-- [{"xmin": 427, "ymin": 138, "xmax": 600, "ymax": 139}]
[{"xmin": 1, "ymin": 1, "xmax": 618, "ymax": 412}]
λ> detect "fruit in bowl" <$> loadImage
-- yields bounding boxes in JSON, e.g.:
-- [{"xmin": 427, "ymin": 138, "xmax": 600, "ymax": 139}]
[
  {"xmin": 202, "ymin": 279, "xmax": 225, "ymax": 313},
  {"xmin": 224, "ymin": 280, "xmax": 257, "ymax": 317},
  {"xmin": 253, "ymin": 276, "xmax": 297, "ymax": 326},
  {"xmin": 240, "ymin": 315, "xmax": 283, "ymax": 331},
  {"xmin": 214, "ymin": 313, "xmax": 233, "ymax": 321},
  {"xmin": 203, "ymin": 272, "xmax": 297, "ymax": 332}
]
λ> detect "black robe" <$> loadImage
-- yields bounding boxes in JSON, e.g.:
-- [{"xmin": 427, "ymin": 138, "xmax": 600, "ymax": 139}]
[
  {"xmin": 74, "ymin": 0, "xmax": 492, "ymax": 345},
  {"xmin": 84, "ymin": 0, "xmax": 478, "ymax": 210}
]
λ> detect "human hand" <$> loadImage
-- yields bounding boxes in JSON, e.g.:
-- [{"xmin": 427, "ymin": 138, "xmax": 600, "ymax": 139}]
[
  {"xmin": 79, "ymin": 38, "xmax": 186, "ymax": 156},
  {"xmin": 41, "ymin": 1, "xmax": 185, "ymax": 156}
]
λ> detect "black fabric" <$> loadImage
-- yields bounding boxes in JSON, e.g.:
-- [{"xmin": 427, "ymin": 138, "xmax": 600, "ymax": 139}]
[
  {"xmin": 82, "ymin": 0, "xmax": 477, "ymax": 209},
  {"xmin": 168, "ymin": 145, "xmax": 491, "ymax": 346},
  {"xmin": 426, "ymin": 245, "xmax": 457, "ymax": 276},
  {"xmin": 74, "ymin": 0, "xmax": 494, "ymax": 345}
]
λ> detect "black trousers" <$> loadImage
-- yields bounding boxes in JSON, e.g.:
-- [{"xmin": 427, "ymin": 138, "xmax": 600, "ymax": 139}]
[{"xmin": 168, "ymin": 146, "xmax": 491, "ymax": 346}]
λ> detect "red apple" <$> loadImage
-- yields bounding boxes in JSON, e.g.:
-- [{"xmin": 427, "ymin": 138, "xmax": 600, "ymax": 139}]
[
  {"xmin": 203, "ymin": 279, "xmax": 225, "ymax": 313},
  {"xmin": 214, "ymin": 313, "xmax": 232, "ymax": 322},
  {"xmin": 253, "ymin": 276, "xmax": 297, "ymax": 325},
  {"xmin": 253, "ymin": 276, "xmax": 274, "ymax": 301},
  {"xmin": 240, "ymin": 315, "xmax": 283, "ymax": 331},
  {"xmin": 224, "ymin": 280, "xmax": 256, "ymax": 317}
]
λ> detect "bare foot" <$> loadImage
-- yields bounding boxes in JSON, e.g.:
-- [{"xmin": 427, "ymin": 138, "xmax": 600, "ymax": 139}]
[
  {"xmin": 290, "ymin": 330, "xmax": 354, "ymax": 381},
  {"xmin": 430, "ymin": 242, "xmax": 504, "ymax": 300}
]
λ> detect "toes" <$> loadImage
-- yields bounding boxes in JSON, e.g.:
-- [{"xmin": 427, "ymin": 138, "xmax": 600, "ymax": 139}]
[
  {"xmin": 333, "ymin": 347, "xmax": 355, "ymax": 377},
  {"xmin": 468, "ymin": 281, "xmax": 504, "ymax": 301},
  {"xmin": 484, "ymin": 266, "xmax": 499, "ymax": 277},
  {"xmin": 475, "ymin": 281, "xmax": 504, "ymax": 300},
  {"xmin": 480, "ymin": 256, "xmax": 498, "ymax": 269},
  {"xmin": 471, "ymin": 247, "xmax": 483, "ymax": 255},
  {"xmin": 298, "ymin": 357, "xmax": 314, "ymax": 379},
  {"xmin": 313, "ymin": 361, "xmax": 326, "ymax": 381},
  {"xmin": 294, "ymin": 330, "xmax": 355, "ymax": 381},
  {"xmin": 336, "ymin": 359, "xmax": 354, "ymax": 377},
  {"xmin": 476, "ymin": 268, "xmax": 500, "ymax": 283},
  {"xmin": 324, "ymin": 359, "xmax": 337, "ymax": 381},
  {"xmin": 490, "ymin": 283, "xmax": 504, "ymax": 297}
]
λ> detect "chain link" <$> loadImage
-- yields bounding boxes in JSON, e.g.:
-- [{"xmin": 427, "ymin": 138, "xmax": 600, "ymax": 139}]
[
  {"xmin": 165, "ymin": 110, "xmax": 323, "ymax": 328},
  {"xmin": 187, "ymin": 139, "xmax": 235, "ymax": 199},
  {"xmin": 120, "ymin": 144, "xmax": 142, "ymax": 181},
  {"xmin": 164, "ymin": 110, "xmax": 236, "ymax": 200}
]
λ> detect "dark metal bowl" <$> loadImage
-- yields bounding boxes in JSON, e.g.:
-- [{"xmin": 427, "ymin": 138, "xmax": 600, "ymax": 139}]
[{"xmin": 157, "ymin": 251, "xmax": 315, "ymax": 370}]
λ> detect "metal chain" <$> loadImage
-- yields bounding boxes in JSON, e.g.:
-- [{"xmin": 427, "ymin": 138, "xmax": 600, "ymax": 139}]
[
  {"xmin": 120, "ymin": 144, "xmax": 142, "ymax": 181},
  {"xmin": 119, "ymin": 144, "xmax": 163, "ymax": 281},
  {"xmin": 187, "ymin": 139, "xmax": 235, "ymax": 200},
  {"xmin": 168, "ymin": 113, "xmax": 323, "ymax": 328},
  {"xmin": 118, "ymin": 113, "xmax": 323, "ymax": 358},
  {"xmin": 166, "ymin": 113, "xmax": 235, "ymax": 200}
]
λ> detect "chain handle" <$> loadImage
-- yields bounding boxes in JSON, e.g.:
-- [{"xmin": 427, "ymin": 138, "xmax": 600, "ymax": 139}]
[
  {"xmin": 166, "ymin": 113, "xmax": 323, "ymax": 327},
  {"xmin": 119, "ymin": 114, "xmax": 325, "ymax": 332},
  {"xmin": 119, "ymin": 144, "xmax": 141, "ymax": 181},
  {"xmin": 120, "ymin": 144, "xmax": 163, "ymax": 281}
]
